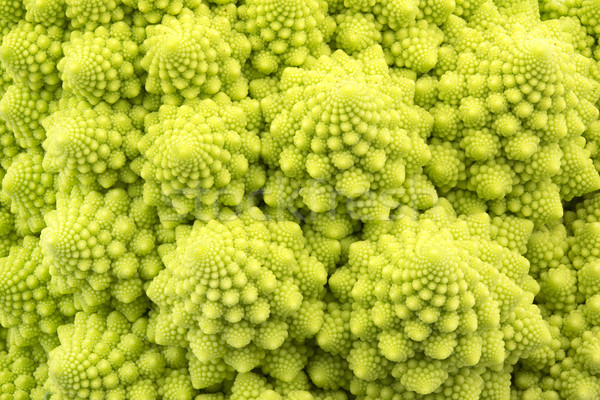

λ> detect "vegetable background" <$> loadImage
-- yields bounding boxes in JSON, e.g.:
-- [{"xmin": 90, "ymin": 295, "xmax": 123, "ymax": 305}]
[{"xmin": 0, "ymin": 0, "xmax": 600, "ymax": 398}]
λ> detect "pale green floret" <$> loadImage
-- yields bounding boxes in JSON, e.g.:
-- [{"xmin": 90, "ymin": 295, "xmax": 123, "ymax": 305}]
[
  {"xmin": 0, "ymin": 237, "xmax": 71, "ymax": 349},
  {"xmin": 141, "ymin": 6, "xmax": 251, "ymax": 100},
  {"xmin": 138, "ymin": 93, "xmax": 263, "ymax": 219},
  {"xmin": 121, "ymin": 0, "xmax": 203, "ymax": 24},
  {"xmin": 261, "ymin": 46, "xmax": 435, "ymax": 220},
  {"xmin": 48, "ymin": 311, "xmax": 196, "ymax": 400},
  {"xmin": 323, "ymin": 200, "xmax": 550, "ymax": 396},
  {"xmin": 24, "ymin": 0, "xmax": 67, "ymax": 26},
  {"xmin": 64, "ymin": 0, "xmax": 126, "ymax": 29},
  {"xmin": 41, "ymin": 183, "xmax": 160, "ymax": 315},
  {"xmin": 511, "ymin": 189, "xmax": 600, "ymax": 400},
  {"xmin": 236, "ymin": 0, "xmax": 334, "ymax": 74},
  {"xmin": 147, "ymin": 208, "xmax": 327, "ymax": 386},
  {"xmin": 344, "ymin": 0, "xmax": 419, "ymax": 30},
  {"xmin": 2, "ymin": 147, "xmax": 55, "ymax": 234},
  {"xmin": 382, "ymin": 19, "xmax": 444, "ymax": 73},
  {"xmin": 579, "ymin": 0, "xmax": 600, "ymax": 36},
  {"xmin": 0, "ymin": 20, "xmax": 64, "ymax": 89},
  {"xmin": 334, "ymin": 12, "xmax": 381, "ymax": 54},
  {"xmin": 425, "ymin": 2, "xmax": 600, "ymax": 222},
  {"xmin": 0, "ymin": 0, "xmax": 598, "ymax": 397},
  {"xmin": 0, "ymin": 339, "xmax": 49, "ymax": 400},
  {"xmin": 0, "ymin": 0, "xmax": 25, "ymax": 35},
  {"xmin": 42, "ymin": 95, "xmax": 142, "ymax": 191},
  {"xmin": 58, "ymin": 22, "xmax": 142, "ymax": 105},
  {"xmin": 0, "ymin": 193, "xmax": 21, "ymax": 257},
  {"xmin": 307, "ymin": 350, "xmax": 351, "ymax": 390},
  {"xmin": 0, "ymin": 82, "xmax": 58, "ymax": 148}
]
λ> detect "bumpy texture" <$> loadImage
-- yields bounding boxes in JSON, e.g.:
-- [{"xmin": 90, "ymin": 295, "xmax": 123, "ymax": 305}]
[
  {"xmin": 122, "ymin": 0, "xmax": 202, "ymax": 24},
  {"xmin": 41, "ymin": 184, "xmax": 160, "ymax": 316},
  {"xmin": 236, "ymin": 0, "xmax": 335, "ymax": 75},
  {"xmin": 42, "ymin": 95, "xmax": 142, "ymax": 191},
  {"xmin": 141, "ymin": 5, "xmax": 251, "ymax": 100},
  {"xmin": 0, "ymin": 338, "xmax": 49, "ymax": 400},
  {"xmin": 64, "ymin": 0, "xmax": 129, "ymax": 30},
  {"xmin": 0, "ymin": 237, "xmax": 71, "ymax": 349},
  {"xmin": 24, "ymin": 0, "xmax": 67, "ymax": 27},
  {"xmin": 322, "ymin": 200, "xmax": 550, "ymax": 397},
  {"xmin": 58, "ymin": 22, "xmax": 143, "ymax": 105},
  {"xmin": 48, "ymin": 311, "xmax": 197, "ymax": 399},
  {"xmin": 413, "ymin": 2, "xmax": 600, "ymax": 224},
  {"xmin": 0, "ymin": 0, "xmax": 599, "ymax": 398},
  {"xmin": 193, "ymin": 371, "xmax": 348, "ymax": 400},
  {"xmin": 0, "ymin": 192, "xmax": 21, "ymax": 257},
  {"xmin": 138, "ymin": 93, "xmax": 263, "ymax": 221},
  {"xmin": 0, "ymin": 21, "xmax": 64, "ymax": 89},
  {"xmin": 512, "ymin": 192, "xmax": 600, "ymax": 400},
  {"xmin": 261, "ymin": 46, "xmax": 436, "ymax": 220},
  {"xmin": 147, "ymin": 207, "xmax": 327, "ymax": 387},
  {"xmin": 332, "ymin": 0, "xmax": 453, "ymax": 71},
  {"xmin": 0, "ymin": 83, "xmax": 58, "ymax": 148},
  {"xmin": 2, "ymin": 147, "xmax": 56, "ymax": 234}
]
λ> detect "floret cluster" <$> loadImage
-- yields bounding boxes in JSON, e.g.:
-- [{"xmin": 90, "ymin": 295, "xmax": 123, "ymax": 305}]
[{"xmin": 0, "ymin": 0, "xmax": 600, "ymax": 399}]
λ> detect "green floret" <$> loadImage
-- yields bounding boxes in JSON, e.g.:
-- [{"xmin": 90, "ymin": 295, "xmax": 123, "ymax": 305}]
[
  {"xmin": 231, "ymin": 372, "xmax": 307, "ymax": 400},
  {"xmin": 0, "ymin": 194, "xmax": 21, "ymax": 257},
  {"xmin": 0, "ymin": 0, "xmax": 600, "ymax": 396},
  {"xmin": 65, "ymin": 0, "xmax": 129, "ymax": 30},
  {"xmin": 194, "ymin": 370, "xmax": 347, "ymax": 400},
  {"xmin": 48, "ymin": 310, "xmax": 197, "ymax": 400},
  {"xmin": 323, "ymin": 199, "xmax": 550, "ymax": 396},
  {"xmin": 42, "ymin": 94, "xmax": 142, "ymax": 190},
  {"xmin": 121, "ymin": 0, "xmax": 202, "ymax": 24},
  {"xmin": 235, "ymin": 0, "xmax": 334, "ymax": 75},
  {"xmin": 0, "ymin": 62, "xmax": 11, "ymax": 99},
  {"xmin": 525, "ymin": 222, "xmax": 569, "ymax": 279},
  {"xmin": 0, "ymin": 82, "xmax": 59, "ymax": 148},
  {"xmin": 382, "ymin": 19, "xmax": 444, "ymax": 73},
  {"xmin": 261, "ymin": 46, "xmax": 435, "ymax": 220},
  {"xmin": 344, "ymin": 0, "xmax": 418, "ymax": 30},
  {"xmin": 138, "ymin": 93, "xmax": 263, "ymax": 220},
  {"xmin": 300, "ymin": 211, "xmax": 359, "ymax": 273},
  {"xmin": 2, "ymin": 147, "xmax": 56, "ymax": 234},
  {"xmin": 544, "ymin": 17, "xmax": 596, "ymax": 59},
  {"xmin": 489, "ymin": 214, "xmax": 534, "ymax": 255},
  {"xmin": 307, "ymin": 350, "xmax": 352, "ymax": 390},
  {"xmin": 24, "ymin": 0, "xmax": 67, "ymax": 27},
  {"xmin": 146, "ymin": 207, "xmax": 327, "ymax": 387},
  {"xmin": 140, "ymin": 5, "xmax": 251, "ymax": 100},
  {"xmin": 334, "ymin": 12, "xmax": 382, "ymax": 54},
  {"xmin": 0, "ymin": 338, "xmax": 49, "ymax": 400},
  {"xmin": 422, "ymin": 1, "xmax": 600, "ymax": 223},
  {"xmin": 425, "ymin": 139, "xmax": 465, "ymax": 190},
  {"xmin": 330, "ymin": 0, "xmax": 454, "ymax": 72},
  {"xmin": 58, "ymin": 22, "xmax": 143, "ymax": 105},
  {"xmin": 500, "ymin": 179, "xmax": 564, "ymax": 225},
  {"xmin": 41, "ymin": 183, "xmax": 161, "ymax": 316},
  {"xmin": 579, "ymin": 0, "xmax": 600, "ymax": 37},
  {"xmin": 512, "ymin": 190, "xmax": 600, "ymax": 400},
  {"xmin": 0, "ymin": 237, "xmax": 73, "ymax": 349},
  {"xmin": 0, "ymin": 20, "xmax": 64, "ymax": 89},
  {"xmin": 0, "ymin": 0, "xmax": 25, "ymax": 36}
]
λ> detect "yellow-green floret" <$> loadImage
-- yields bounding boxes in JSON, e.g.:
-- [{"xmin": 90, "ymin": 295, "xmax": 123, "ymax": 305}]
[
  {"xmin": 322, "ymin": 199, "xmax": 550, "ymax": 397},
  {"xmin": 147, "ymin": 207, "xmax": 327, "ymax": 387},
  {"xmin": 41, "ymin": 183, "xmax": 161, "ymax": 316},
  {"xmin": 140, "ymin": 5, "xmax": 251, "ymax": 100},
  {"xmin": 261, "ymin": 46, "xmax": 436, "ymax": 220},
  {"xmin": 137, "ymin": 93, "xmax": 263, "ymax": 220},
  {"xmin": 48, "ymin": 310, "xmax": 197, "ymax": 400}
]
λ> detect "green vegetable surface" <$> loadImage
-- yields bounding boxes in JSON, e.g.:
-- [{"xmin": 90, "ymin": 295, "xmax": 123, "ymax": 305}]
[{"xmin": 1, "ymin": 0, "xmax": 600, "ymax": 398}]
